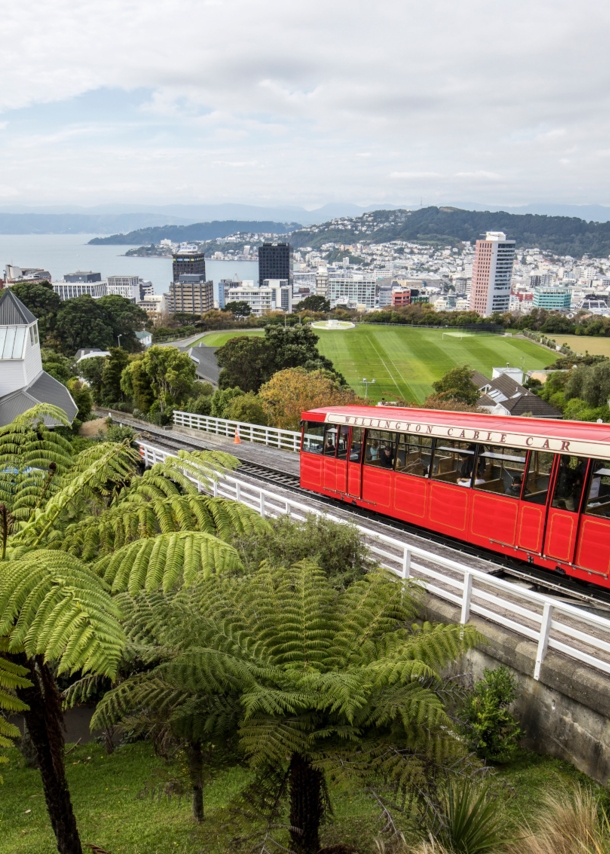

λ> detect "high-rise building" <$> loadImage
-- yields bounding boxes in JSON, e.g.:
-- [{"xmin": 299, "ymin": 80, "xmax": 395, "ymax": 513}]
[
  {"xmin": 172, "ymin": 251, "xmax": 206, "ymax": 282},
  {"xmin": 258, "ymin": 242, "xmax": 292, "ymax": 287},
  {"xmin": 469, "ymin": 232, "xmax": 515, "ymax": 316},
  {"xmin": 167, "ymin": 280, "xmax": 213, "ymax": 314}
]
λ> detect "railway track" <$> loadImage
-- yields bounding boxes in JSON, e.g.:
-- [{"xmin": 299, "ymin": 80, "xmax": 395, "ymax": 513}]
[{"xmin": 125, "ymin": 419, "xmax": 610, "ymax": 613}]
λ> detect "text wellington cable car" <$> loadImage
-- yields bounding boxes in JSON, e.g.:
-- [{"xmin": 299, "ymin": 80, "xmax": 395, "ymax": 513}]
[{"xmin": 299, "ymin": 406, "xmax": 610, "ymax": 590}]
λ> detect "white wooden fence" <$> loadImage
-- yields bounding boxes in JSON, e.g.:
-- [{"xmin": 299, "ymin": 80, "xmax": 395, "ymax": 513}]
[
  {"xmin": 138, "ymin": 441, "xmax": 610, "ymax": 682},
  {"xmin": 173, "ymin": 410, "xmax": 301, "ymax": 452}
]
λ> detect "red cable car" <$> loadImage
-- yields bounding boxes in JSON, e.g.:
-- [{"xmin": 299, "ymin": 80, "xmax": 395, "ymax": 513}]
[{"xmin": 300, "ymin": 406, "xmax": 610, "ymax": 589}]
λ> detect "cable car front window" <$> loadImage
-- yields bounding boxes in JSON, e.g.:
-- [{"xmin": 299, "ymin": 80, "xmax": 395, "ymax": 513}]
[{"xmin": 302, "ymin": 422, "xmax": 324, "ymax": 454}]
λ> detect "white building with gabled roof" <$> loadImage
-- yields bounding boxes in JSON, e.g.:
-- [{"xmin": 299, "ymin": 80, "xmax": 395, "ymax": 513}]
[{"xmin": 0, "ymin": 288, "xmax": 77, "ymax": 426}]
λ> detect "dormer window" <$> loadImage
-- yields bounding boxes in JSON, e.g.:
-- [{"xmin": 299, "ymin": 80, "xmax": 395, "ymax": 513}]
[
  {"xmin": 0, "ymin": 326, "xmax": 26, "ymax": 359},
  {"xmin": 29, "ymin": 323, "xmax": 39, "ymax": 345}
]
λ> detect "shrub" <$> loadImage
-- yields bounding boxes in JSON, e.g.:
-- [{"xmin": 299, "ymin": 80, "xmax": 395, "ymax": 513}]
[
  {"xmin": 232, "ymin": 513, "xmax": 375, "ymax": 589},
  {"xmin": 464, "ymin": 666, "xmax": 521, "ymax": 763}
]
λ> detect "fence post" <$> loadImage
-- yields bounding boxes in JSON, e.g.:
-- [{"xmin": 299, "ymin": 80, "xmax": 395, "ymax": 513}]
[
  {"xmin": 259, "ymin": 492, "xmax": 266, "ymax": 517},
  {"xmin": 402, "ymin": 547, "xmax": 411, "ymax": 581},
  {"xmin": 235, "ymin": 482, "xmax": 241, "ymax": 504},
  {"xmin": 212, "ymin": 479, "xmax": 218, "ymax": 498},
  {"xmin": 534, "ymin": 602, "xmax": 553, "ymax": 681},
  {"xmin": 460, "ymin": 572, "xmax": 473, "ymax": 624}
]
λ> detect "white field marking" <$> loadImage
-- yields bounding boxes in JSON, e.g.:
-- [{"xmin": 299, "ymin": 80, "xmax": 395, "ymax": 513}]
[{"xmin": 367, "ymin": 334, "xmax": 407, "ymax": 397}]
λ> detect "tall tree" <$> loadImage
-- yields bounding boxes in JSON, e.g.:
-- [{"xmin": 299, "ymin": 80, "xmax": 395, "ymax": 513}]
[
  {"xmin": 100, "ymin": 347, "xmax": 130, "ymax": 405},
  {"xmin": 98, "ymin": 295, "xmax": 148, "ymax": 352},
  {"xmin": 55, "ymin": 296, "xmax": 114, "ymax": 353},
  {"xmin": 258, "ymin": 367, "xmax": 357, "ymax": 429},
  {"xmin": 216, "ymin": 335, "xmax": 271, "ymax": 391}
]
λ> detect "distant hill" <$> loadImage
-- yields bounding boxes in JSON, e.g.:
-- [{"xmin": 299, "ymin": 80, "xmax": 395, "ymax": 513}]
[
  {"xmin": 289, "ymin": 207, "xmax": 610, "ymax": 256},
  {"xmin": 88, "ymin": 220, "xmax": 300, "ymax": 245}
]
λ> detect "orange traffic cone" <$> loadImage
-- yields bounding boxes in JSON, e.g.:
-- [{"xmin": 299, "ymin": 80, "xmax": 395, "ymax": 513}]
[{"xmin": 233, "ymin": 428, "xmax": 241, "ymax": 444}]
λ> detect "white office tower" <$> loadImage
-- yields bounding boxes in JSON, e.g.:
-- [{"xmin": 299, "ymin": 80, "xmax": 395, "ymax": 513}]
[
  {"xmin": 469, "ymin": 232, "xmax": 516, "ymax": 316},
  {"xmin": 264, "ymin": 279, "xmax": 292, "ymax": 313},
  {"xmin": 107, "ymin": 276, "xmax": 140, "ymax": 301}
]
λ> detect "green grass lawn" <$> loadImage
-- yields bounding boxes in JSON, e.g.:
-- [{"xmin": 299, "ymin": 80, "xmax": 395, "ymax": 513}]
[
  {"xmin": 198, "ymin": 325, "xmax": 551, "ymax": 402},
  {"xmin": 549, "ymin": 334, "xmax": 610, "ymax": 357},
  {"xmin": 193, "ymin": 329, "xmax": 264, "ymax": 347},
  {"xmin": 0, "ymin": 743, "xmax": 599, "ymax": 854},
  {"xmin": 313, "ymin": 326, "xmax": 552, "ymax": 402}
]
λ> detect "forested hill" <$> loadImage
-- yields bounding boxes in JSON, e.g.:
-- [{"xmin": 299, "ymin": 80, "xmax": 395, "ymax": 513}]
[
  {"xmin": 88, "ymin": 220, "xmax": 300, "ymax": 245},
  {"xmin": 288, "ymin": 207, "xmax": 610, "ymax": 256}
]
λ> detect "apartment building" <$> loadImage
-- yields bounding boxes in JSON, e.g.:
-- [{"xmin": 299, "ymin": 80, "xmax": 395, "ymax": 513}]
[{"xmin": 469, "ymin": 232, "xmax": 515, "ymax": 316}]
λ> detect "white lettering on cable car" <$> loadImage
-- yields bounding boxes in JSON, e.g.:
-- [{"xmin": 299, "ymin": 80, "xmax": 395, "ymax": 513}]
[{"xmin": 325, "ymin": 414, "xmax": 610, "ymax": 459}]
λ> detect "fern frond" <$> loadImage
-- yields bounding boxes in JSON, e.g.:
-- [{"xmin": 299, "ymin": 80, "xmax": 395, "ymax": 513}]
[
  {"xmin": 11, "ymin": 442, "xmax": 139, "ymax": 549},
  {"xmin": 94, "ymin": 531, "xmax": 242, "ymax": 594},
  {"xmin": 0, "ymin": 551, "xmax": 125, "ymax": 677}
]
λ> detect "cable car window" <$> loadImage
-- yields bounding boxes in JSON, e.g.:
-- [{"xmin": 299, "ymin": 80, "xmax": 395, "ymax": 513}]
[
  {"xmin": 395, "ymin": 434, "xmax": 433, "ymax": 478},
  {"xmin": 474, "ymin": 445, "xmax": 527, "ymax": 497},
  {"xmin": 302, "ymin": 421, "xmax": 324, "ymax": 454},
  {"xmin": 430, "ymin": 440, "xmax": 476, "ymax": 485},
  {"xmin": 336, "ymin": 425, "xmax": 350, "ymax": 459},
  {"xmin": 523, "ymin": 452, "xmax": 554, "ymax": 505},
  {"xmin": 323, "ymin": 425, "xmax": 338, "ymax": 456},
  {"xmin": 584, "ymin": 460, "xmax": 610, "ymax": 518},
  {"xmin": 364, "ymin": 430, "xmax": 395, "ymax": 468},
  {"xmin": 551, "ymin": 455, "xmax": 587, "ymax": 512},
  {"xmin": 349, "ymin": 427, "xmax": 364, "ymax": 463}
]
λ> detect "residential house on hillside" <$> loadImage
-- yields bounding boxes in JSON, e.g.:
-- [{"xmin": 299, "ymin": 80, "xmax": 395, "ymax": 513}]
[
  {"xmin": 471, "ymin": 369, "xmax": 562, "ymax": 419},
  {"xmin": 0, "ymin": 289, "xmax": 77, "ymax": 426}
]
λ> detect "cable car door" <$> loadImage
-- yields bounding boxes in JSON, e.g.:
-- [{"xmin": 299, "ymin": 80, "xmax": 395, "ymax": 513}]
[
  {"xmin": 543, "ymin": 455, "xmax": 586, "ymax": 564},
  {"xmin": 346, "ymin": 426, "xmax": 363, "ymax": 499}
]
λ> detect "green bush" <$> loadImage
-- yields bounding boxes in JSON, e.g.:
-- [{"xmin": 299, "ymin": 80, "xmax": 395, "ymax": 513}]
[
  {"xmin": 104, "ymin": 424, "xmax": 136, "ymax": 444},
  {"xmin": 464, "ymin": 666, "xmax": 522, "ymax": 764},
  {"xmin": 232, "ymin": 513, "xmax": 375, "ymax": 589}
]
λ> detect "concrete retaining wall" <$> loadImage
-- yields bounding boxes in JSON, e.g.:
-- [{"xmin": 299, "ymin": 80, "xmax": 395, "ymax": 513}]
[{"xmin": 426, "ymin": 597, "xmax": 610, "ymax": 785}]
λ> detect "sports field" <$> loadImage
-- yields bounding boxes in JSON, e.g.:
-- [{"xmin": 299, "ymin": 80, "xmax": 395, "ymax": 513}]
[
  {"xmin": 549, "ymin": 335, "xmax": 610, "ymax": 358},
  {"xmin": 194, "ymin": 328, "xmax": 264, "ymax": 347},
  {"xmin": 202, "ymin": 325, "xmax": 551, "ymax": 403}
]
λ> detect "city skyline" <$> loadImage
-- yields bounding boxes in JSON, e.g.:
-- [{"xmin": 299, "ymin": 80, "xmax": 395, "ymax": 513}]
[{"xmin": 1, "ymin": 0, "xmax": 610, "ymax": 209}]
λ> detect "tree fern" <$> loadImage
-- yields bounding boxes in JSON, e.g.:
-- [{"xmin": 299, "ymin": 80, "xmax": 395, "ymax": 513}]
[{"xmin": 95, "ymin": 561, "xmax": 481, "ymax": 854}]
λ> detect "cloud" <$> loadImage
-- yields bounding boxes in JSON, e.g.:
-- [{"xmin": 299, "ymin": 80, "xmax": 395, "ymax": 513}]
[
  {"xmin": 0, "ymin": 0, "xmax": 609, "ymax": 204},
  {"xmin": 391, "ymin": 172, "xmax": 442, "ymax": 179}
]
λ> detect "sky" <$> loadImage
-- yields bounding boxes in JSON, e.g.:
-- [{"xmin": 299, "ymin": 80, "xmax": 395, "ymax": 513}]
[{"xmin": 2, "ymin": 0, "xmax": 610, "ymax": 209}]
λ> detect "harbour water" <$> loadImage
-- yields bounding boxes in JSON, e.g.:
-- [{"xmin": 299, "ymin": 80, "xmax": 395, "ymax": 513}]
[{"xmin": 0, "ymin": 234, "xmax": 258, "ymax": 299}]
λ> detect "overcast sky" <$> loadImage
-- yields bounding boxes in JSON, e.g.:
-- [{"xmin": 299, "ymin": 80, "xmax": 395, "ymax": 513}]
[{"xmin": 2, "ymin": 0, "xmax": 610, "ymax": 208}]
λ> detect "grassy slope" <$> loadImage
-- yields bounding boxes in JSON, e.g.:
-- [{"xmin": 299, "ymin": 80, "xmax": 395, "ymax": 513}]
[
  {"xmin": 313, "ymin": 326, "xmax": 551, "ymax": 402},
  {"xmin": 0, "ymin": 743, "xmax": 597, "ymax": 854},
  {"xmin": 549, "ymin": 334, "xmax": 610, "ymax": 357}
]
